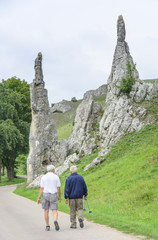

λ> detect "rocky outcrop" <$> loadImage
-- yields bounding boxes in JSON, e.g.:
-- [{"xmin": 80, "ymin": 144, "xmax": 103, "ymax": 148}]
[
  {"xmin": 55, "ymin": 153, "xmax": 79, "ymax": 176},
  {"xmin": 27, "ymin": 153, "xmax": 79, "ymax": 188},
  {"xmin": 83, "ymin": 84, "xmax": 107, "ymax": 99},
  {"xmin": 50, "ymin": 100, "xmax": 72, "ymax": 113},
  {"xmin": 84, "ymin": 156, "xmax": 105, "ymax": 171},
  {"xmin": 27, "ymin": 53, "xmax": 68, "ymax": 184},
  {"xmin": 68, "ymin": 96, "xmax": 103, "ymax": 155},
  {"xmin": 27, "ymin": 175, "xmax": 43, "ymax": 188},
  {"xmin": 99, "ymin": 15, "xmax": 158, "ymax": 150}
]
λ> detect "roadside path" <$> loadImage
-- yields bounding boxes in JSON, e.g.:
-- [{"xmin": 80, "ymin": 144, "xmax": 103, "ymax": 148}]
[{"xmin": 0, "ymin": 185, "xmax": 139, "ymax": 240}]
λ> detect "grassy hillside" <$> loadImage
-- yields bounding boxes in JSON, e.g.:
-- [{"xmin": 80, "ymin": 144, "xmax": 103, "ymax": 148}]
[
  {"xmin": 14, "ymin": 94, "xmax": 158, "ymax": 239},
  {"xmin": 52, "ymin": 95, "xmax": 106, "ymax": 140},
  {"xmin": 14, "ymin": 122, "xmax": 158, "ymax": 239}
]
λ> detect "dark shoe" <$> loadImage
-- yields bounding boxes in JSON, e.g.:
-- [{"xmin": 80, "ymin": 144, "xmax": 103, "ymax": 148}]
[
  {"xmin": 45, "ymin": 225, "xmax": 50, "ymax": 231},
  {"xmin": 70, "ymin": 225, "xmax": 77, "ymax": 229},
  {"xmin": 79, "ymin": 218, "xmax": 84, "ymax": 228},
  {"xmin": 54, "ymin": 221, "xmax": 59, "ymax": 231}
]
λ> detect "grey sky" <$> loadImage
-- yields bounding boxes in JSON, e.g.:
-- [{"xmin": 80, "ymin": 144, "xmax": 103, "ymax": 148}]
[{"xmin": 0, "ymin": 0, "xmax": 158, "ymax": 104}]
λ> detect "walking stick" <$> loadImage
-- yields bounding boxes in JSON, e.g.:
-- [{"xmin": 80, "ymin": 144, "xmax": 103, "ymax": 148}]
[{"xmin": 83, "ymin": 198, "xmax": 92, "ymax": 213}]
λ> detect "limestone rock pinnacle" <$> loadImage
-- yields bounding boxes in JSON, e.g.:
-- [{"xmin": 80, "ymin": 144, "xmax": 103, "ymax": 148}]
[
  {"xmin": 107, "ymin": 15, "xmax": 139, "ymax": 92},
  {"xmin": 99, "ymin": 16, "xmax": 158, "ymax": 150},
  {"xmin": 34, "ymin": 52, "xmax": 43, "ymax": 85},
  {"xmin": 27, "ymin": 53, "xmax": 58, "ymax": 184},
  {"xmin": 117, "ymin": 15, "xmax": 126, "ymax": 42}
]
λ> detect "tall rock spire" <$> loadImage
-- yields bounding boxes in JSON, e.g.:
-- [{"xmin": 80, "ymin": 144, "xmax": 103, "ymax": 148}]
[
  {"xmin": 34, "ymin": 52, "xmax": 43, "ymax": 85},
  {"xmin": 107, "ymin": 15, "xmax": 139, "ymax": 95},
  {"xmin": 117, "ymin": 15, "xmax": 126, "ymax": 42},
  {"xmin": 99, "ymin": 16, "xmax": 157, "ymax": 150},
  {"xmin": 27, "ymin": 53, "xmax": 69, "ymax": 185},
  {"xmin": 27, "ymin": 53, "xmax": 58, "ymax": 184}
]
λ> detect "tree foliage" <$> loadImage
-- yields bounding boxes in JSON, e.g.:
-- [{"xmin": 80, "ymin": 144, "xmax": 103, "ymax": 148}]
[{"xmin": 0, "ymin": 77, "xmax": 31, "ymax": 181}]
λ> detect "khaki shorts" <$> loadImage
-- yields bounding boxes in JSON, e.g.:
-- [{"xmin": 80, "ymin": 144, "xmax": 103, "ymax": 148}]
[{"xmin": 42, "ymin": 193, "xmax": 58, "ymax": 210}]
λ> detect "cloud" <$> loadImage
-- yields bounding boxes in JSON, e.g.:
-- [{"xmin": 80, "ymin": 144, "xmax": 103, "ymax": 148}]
[{"xmin": 0, "ymin": 0, "xmax": 158, "ymax": 103}]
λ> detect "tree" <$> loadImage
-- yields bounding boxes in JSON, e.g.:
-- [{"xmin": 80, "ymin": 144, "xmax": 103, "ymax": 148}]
[
  {"xmin": 2, "ymin": 77, "xmax": 31, "ymax": 122},
  {"xmin": 0, "ymin": 77, "xmax": 31, "ymax": 181},
  {"xmin": 0, "ymin": 120, "xmax": 24, "ymax": 181}
]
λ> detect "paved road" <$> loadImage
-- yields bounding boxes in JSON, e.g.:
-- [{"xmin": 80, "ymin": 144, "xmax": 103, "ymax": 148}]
[{"xmin": 0, "ymin": 185, "xmax": 139, "ymax": 240}]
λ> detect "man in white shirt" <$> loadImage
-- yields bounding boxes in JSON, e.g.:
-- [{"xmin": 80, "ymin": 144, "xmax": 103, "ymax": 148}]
[{"xmin": 37, "ymin": 165, "xmax": 61, "ymax": 231}]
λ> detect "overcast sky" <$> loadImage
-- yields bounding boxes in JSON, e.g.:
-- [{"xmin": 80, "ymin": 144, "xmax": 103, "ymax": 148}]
[{"xmin": 0, "ymin": 0, "xmax": 158, "ymax": 104}]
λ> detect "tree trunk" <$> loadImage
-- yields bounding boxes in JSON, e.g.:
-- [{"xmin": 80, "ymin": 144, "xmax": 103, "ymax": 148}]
[
  {"xmin": 2, "ymin": 165, "xmax": 5, "ymax": 176},
  {"xmin": 7, "ymin": 165, "xmax": 14, "ymax": 181},
  {"xmin": 0, "ymin": 159, "xmax": 1, "ymax": 183}
]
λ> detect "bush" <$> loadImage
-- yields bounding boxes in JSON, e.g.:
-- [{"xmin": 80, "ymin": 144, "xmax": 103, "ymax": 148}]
[{"xmin": 118, "ymin": 61, "xmax": 136, "ymax": 94}]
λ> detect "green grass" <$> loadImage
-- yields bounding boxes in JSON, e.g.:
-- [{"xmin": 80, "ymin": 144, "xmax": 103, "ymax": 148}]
[
  {"xmin": 94, "ymin": 95, "xmax": 106, "ymax": 107},
  {"xmin": 0, "ymin": 176, "xmax": 26, "ymax": 186},
  {"xmin": 14, "ymin": 123, "xmax": 158, "ymax": 239},
  {"xmin": 143, "ymin": 78, "xmax": 158, "ymax": 83},
  {"xmin": 52, "ymin": 100, "xmax": 82, "ymax": 140},
  {"xmin": 52, "ymin": 96, "xmax": 106, "ymax": 140},
  {"xmin": 144, "ymin": 96, "xmax": 158, "ymax": 121},
  {"xmin": 57, "ymin": 120, "xmax": 74, "ymax": 140}
]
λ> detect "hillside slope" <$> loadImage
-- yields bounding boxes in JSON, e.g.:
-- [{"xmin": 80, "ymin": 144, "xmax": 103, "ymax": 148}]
[
  {"xmin": 15, "ymin": 89, "xmax": 158, "ymax": 239},
  {"xmin": 52, "ymin": 95, "xmax": 106, "ymax": 140},
  {"xmin": 14, "ymin": 122, "xmax": 158, "ymax": 239}
]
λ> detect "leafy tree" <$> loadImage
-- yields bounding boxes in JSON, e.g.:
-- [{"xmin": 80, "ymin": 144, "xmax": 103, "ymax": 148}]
[
  {"xmin": 0, "ymin": 77, "xmax": 31, "ymax": 181},
  {"xmin": 15, "ymin": 154, "xmax": 28, "ymax": 175},
  {"xmin": 2, "ymin": 77, "xmax": 31, "ymax": 122},
  {"xmin": 0, "ymin": 120, "xmax": 24, "ymax": 180}
]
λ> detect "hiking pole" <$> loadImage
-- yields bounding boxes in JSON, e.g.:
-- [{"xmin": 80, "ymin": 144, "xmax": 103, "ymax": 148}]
[
  {"xmin": 83, "ymin": 198, "xmax": 92, "ymax": 213},
  {"xmin": 83, "ymin": 198, "xmax": 86, "ymax": 211},
  {"xmin": 86, "ymin": 199, "xmax": 92, "ymax": 213}
]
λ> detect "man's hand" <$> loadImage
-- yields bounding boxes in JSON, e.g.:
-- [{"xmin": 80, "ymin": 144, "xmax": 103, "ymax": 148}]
[
  {"xmin": 58, "ymin": 196, "xmax": 61, "ymax": 203},
  {"xmin": 37, "ymin": 198, "xmax": 41, "ymax": 204},
  {"xmin": 65, "ymin": 199, "xmax": 68, "ymax": 204},
  {"xmin": 84, "ymin": 195, "xmax": 87, "ymax": 200}
]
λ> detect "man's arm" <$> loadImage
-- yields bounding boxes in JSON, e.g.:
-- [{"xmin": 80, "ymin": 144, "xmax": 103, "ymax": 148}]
[
  {"xmin": 83, "ymin": 178, "xmax": 88, "ymax": 199},
  {"xmin": 64, "ymin": 178, "xmax": 69, "ymax": 204},
  {"xmin": 57, "ymin": 187, "xmax": 61, "ymax": 202},
  {"xmin": 37, "ymin": 187, "xmax": 44, "ymax": 204}
]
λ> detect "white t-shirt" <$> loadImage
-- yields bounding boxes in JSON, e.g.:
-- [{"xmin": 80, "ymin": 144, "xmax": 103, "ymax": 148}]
[{"xmin": 40, "ymin": 172, "xmax": 61, "ymax": 194}]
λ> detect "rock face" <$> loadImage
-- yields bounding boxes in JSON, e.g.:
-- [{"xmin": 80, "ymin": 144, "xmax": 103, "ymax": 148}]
[
  {"xmin": 27, "ymin": 53, "xmax": 68, "ymax": 184},
  {"xmin": 68, "ymin": 96, "xmax": 103, "ymax": 156},
  {"xmin": 84, "ymin": 157, "xmax": 105, "ymax": 171},
  {"xmin": 50, "ymin": 100, "xmax": 72, "ymax": 113},
  {"xmin": 83, "ymin": 84, "xmax": 107, "ymax": 99},
  {"xmin": 55, "ymin": 153, "xmax": 79, "ymax": 176},
  {"xmin": 99, "ymin": 15, "xmax": 158, "ymax": 149}
]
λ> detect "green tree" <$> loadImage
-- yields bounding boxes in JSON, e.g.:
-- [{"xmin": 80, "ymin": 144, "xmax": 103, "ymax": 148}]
[
  {"xmin": 0, "ymin": 120, "xmax": 24, "ymax": 181},
  {"xmin": 0, "ymin": 78, "xmax": 31, "ymax": 181},
  {"xmin": 2, "ymin": 77, "xmax": 31, "ymax": 122}
]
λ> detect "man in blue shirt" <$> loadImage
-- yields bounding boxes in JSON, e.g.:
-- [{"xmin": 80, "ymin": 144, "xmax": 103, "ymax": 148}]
[{"xmin": 64, "ymin": 165, "xmax": 87, "ymax": 229}]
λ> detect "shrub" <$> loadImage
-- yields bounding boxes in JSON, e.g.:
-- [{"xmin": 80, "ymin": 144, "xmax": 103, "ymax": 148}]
[{"xmin": 118, "ymin": 61, "xmax": 136, "ymax": 94}]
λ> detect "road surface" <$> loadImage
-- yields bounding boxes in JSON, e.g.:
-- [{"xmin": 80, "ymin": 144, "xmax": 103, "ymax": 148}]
[{"xmin": 0, "ymin": 185, "xmax": 139, "ymax": 240}]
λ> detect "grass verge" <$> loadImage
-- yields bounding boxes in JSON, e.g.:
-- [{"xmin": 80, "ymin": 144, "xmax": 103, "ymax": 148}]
[{"xmin": 0, "ymin": 176, "xmax": 26, "ymax": 186}]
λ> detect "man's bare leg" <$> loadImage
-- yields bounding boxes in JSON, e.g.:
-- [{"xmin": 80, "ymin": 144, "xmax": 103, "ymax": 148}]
[
  {"xmin": 44, "ymin": 210, "xmax": 49, "ymax": 226},
  {"xmin": 52, "ymin": 210, "xmax": 58, "ymax": 221},
  {"xmin": 52, "ymin": 210, "xmax": 59, "ymax": 230}
]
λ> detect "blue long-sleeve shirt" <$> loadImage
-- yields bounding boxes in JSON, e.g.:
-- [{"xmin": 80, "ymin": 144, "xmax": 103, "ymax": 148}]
[{"xmin": 64, "ymin": 173, "xmax": 88, "ymax": 199}]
